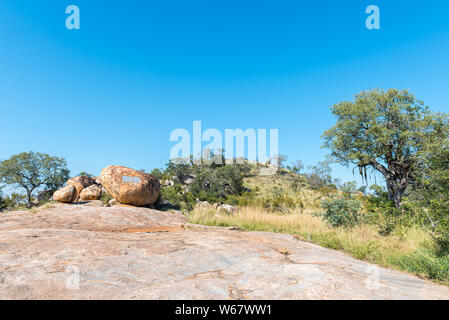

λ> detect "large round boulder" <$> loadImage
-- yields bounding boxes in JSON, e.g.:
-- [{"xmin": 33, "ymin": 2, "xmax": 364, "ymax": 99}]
[
  {"xmin": 79, "ymin": 185, "xmax": 102, "ymax": 201},
  {"xmin": 53, "ymin": 185, "xmax": 77, "ymax": 203},
  {"xmin": 66, "ymin": 176, "xmax": 97, "ymax": 200},
  {"xmin": 98, "ymin": 166, "xmax": 160, "ymax": 206}
]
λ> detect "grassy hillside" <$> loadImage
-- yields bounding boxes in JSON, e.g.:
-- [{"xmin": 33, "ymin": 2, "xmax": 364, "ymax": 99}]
[{"xmin": 175, "ymin": 162, "xmax": 449, "ymax": 285}]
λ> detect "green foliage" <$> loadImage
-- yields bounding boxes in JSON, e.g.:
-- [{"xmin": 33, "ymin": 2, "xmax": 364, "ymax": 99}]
[
  {"xmin": 0, "ymin": 152, "xmax": 70, "ymax": 205},
  {"xmin": 0, "ymin": 191, "xmax": 6, "ymax": 211},
  {"xmin": 78, "ymin": 172, "xmax": 94, "ymax": 177},
  {"xmin": 340, "ymin": 181, "xmax": 358, "ymax": 196},
  {"xmin": 427, "ymin": 200, "xmax": 449, "ymax": 250},
  {"xmin": 321, "ymin": 197, "xmax": 362, "ymax": 227},
  {"xmin": 413, "ymin": 143, "xmax": 449, "ymax": 250},
  {"xmin": 396, "ymin": 249, "xmax": 449, "ymax": 284},
  {"xmin": 2, "ymin": 193, "xmax": 28, "ymax": 210},
  {"xmin": 160, "ymin": 185, "xmax": 195, "ymax": 211},
  {"xmin": 259, "ymin": 194, "xmax": 297, "ymax": 212},
  {"xmin": 150, "ymin": 168, "xmax": 163, "ymax": 180},
  {"xmin": 100, "ymin": 191, "xmax": 114, "ymax": 205},
  {"xmin": 166, "ymin": 159, "xmax": 191, "ymax": 183},
  {"xmin": 190, "ymin": 165, "xmax": 243, "ymax": 201},
  {"xmin": 323, "ymin": 89, "xmax": 449, "ymax": 208}
]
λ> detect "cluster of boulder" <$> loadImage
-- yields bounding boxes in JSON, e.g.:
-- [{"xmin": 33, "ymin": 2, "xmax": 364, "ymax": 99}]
[{"xmin": 53, "ymin": 165, "xmax": 161, "ymax": 207}]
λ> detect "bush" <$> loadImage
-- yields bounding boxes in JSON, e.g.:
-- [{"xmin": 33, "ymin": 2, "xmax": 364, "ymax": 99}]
[
  {"xmin": 321, "ymin": 197, "xmax": 361, "ymax": 227},
  {"xmin": 150, "ymin": 168, "xmax": 163, "ymax": 180},
  {"xmin": 427, "ymin": 199, "xmax": 449, "ymax": 251},
  {"xmin": 3, "ymin": 192, "xmax": 27, "ymax": 209},
  {"xmin": 100, "ymin": 191, "xmax": 114, "ymax": 205},
  {"xmin": 259, "ymin": 194, "xmax": 297, "ymax": 212},
  {"xmin": 0, "ymin": 192, "xmax": 5, "ymax": 211},
  {"xmin": 190, "ymin": 165, "xmax": 243, "ymax": 201},
  {"xmin": 160, "ymin": 185, "xmax": 195, "ymax": 211},
  {"xmin": 166, "ymin": 159, "xmax": 191, "ymax": 183}
]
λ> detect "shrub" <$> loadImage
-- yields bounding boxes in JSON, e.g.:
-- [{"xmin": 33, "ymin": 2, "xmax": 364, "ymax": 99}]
[
  {"xmin": 150, "ymin": 168, "xmax": 163, "ymax": 180},
  {"xmin": 427, "ymin": 199, "xmax": 449, "ymax": 251},
  {"xmin": 100, "ymin": 191, "xmax": 114, "ymax": 205},
  {"xmin": 258, "ymin": 194, "xmax": 297, "ymax": 212},
  {"xmin": 190, "ymin": 165, "xmax": 243, "ymax": 201},
  {"xmin": 321, "ymin": 197, "xmax": 361, "ymax": 227},
  {"xmin": 160, "ymin": 185, "xmax": 195, "ymax": 211},
  {"xmin": 0, "ymin": 191, "xmax": 5, "ymax": 211},
  {"xmin": 3, "ymin": 192, "xmax": 27, "ymax": 209},
  {"xmin": 166, "ymin": 159, "xmax": 191, "ymax": 183}
]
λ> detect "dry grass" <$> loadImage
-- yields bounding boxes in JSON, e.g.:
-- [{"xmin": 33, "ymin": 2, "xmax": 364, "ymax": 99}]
[{"xmin": 189, "ymin": 205, "xmax": 449, "ymax": 284}]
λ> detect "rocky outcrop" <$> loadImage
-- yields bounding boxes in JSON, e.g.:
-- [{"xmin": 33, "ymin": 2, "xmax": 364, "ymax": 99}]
[
  {"xmin": 99, "ymin": 166, "xmax": 160, "ymax": 206},
  {"xmin": 0, "ymin": 204, "xmax": 448, "ymax": 299},
  {"xmin": 66, "ymin": 176, "xmax": 97, "ymax": 200},
  {"xmin": 53, "ymin": 185, "xmax": 76, "ymax": 203},
  {"xmin": 79, "ymin": 185, "xmax": 102, "ymax": 201}
]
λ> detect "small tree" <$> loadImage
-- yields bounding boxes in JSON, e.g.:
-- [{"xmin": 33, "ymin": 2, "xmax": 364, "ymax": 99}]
[
  {"xmin": 289, "ymin": 160, "xmax": 304, "ymax": 175},
  {"xmin": 305, "ymin": 160, "xmax": 332, "ymax": 189},
  {"xmin": 323, "ymin": 89, "xmax": 449, "ymax": 208},
  {"xmin": 0, "ymin": 152, "xmax": 70, "ymax": 206}
]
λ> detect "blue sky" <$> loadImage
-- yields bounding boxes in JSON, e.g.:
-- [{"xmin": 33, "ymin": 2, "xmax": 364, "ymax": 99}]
[{"xmin": 1, "ymin": 0, "xmax": 449, "ymax": 185}]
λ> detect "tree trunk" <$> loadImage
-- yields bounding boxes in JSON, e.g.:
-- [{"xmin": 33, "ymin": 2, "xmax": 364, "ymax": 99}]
[
  {"xmin": 386, "ymin": 179, "xmax": 406, "ymax": 209},
  {"xmin": 26, "ymin": 191, "xmax": 32, "ymax": 208}
]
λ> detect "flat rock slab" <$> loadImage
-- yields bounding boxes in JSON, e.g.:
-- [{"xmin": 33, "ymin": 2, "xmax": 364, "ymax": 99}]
[{"xmin": 0, "ymin": 204, "xmax": 448, "ymax": 300}]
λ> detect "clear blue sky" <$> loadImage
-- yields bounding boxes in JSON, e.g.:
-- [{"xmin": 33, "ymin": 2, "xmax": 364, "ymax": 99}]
[{"xmin": 1, "ymin": 0, "xmax": 449, "ymax": 185}]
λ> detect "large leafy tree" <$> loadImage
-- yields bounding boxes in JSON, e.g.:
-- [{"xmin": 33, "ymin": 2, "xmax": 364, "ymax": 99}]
[
  {"xmin": 323, "ymin": 89, "xmax": 449, "ymax": 208},
  {"xmin": 0, "ymin": 152, "xmax": 70, "ymax": 206}
]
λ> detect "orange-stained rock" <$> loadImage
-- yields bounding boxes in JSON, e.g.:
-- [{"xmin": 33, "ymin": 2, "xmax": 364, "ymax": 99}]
[
  {"xmin": 79, "ymin": 185, "xmax": 102, "ymax": 201},
  {"xmin": 98, "ymin": 165, "xmax": 160, "ymax": 206},
  {"xmin": 66, "ymin": 176, "xmax": 97, "ymax": 200},
  {"xmin": 53, "ymin": 185, "xmax": 76, "ymax": 203}
]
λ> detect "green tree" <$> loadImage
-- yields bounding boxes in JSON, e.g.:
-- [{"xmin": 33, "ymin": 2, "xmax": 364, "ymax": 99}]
[
  {"xmin": 165, "ymin": 159, "xmax": 191, "ymax": 183},
  {"xmin": 323, "ymin": 89, "xmax": 449, "ymax": 208},
  {"xmin": 0, "ymin": 152, "xmax": 70, "ymax": 206},
  {"xmin": 190, "ymin": 165, "xmax": 243, "ymax": 201}
]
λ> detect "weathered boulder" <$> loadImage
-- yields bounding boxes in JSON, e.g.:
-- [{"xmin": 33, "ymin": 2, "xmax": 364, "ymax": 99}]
[
  {"xmin": 218, "ymin": 204, "xmax": 237, "ymax": 214},
  {"xmin": 109, "ymin": 199, "xmax": 120, "ymax": 207},
  {"xmin": 195, "ymin": 201, "xmax": 211, "ymax": 209},
  {"xmin": 99, "ymin": 166, "xmax": 160, "ymax": 206},
  {"xmin": 79, "ymin": 185, "xmax": 102, "ymax": 201},
  {"xmin": 183, "ymin": 175, "xmax": 195, "ymax": 185},
  {"xmin": 53, "ymin": 185, "xmax": 77, "ymax": 203},
  {"xmin": 66, "ymin": 176, "xmax": 97, "ymax": 200},
  {"xmin": 161, "ymin": 179, "xmax": 174, "ymax": 187}
]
